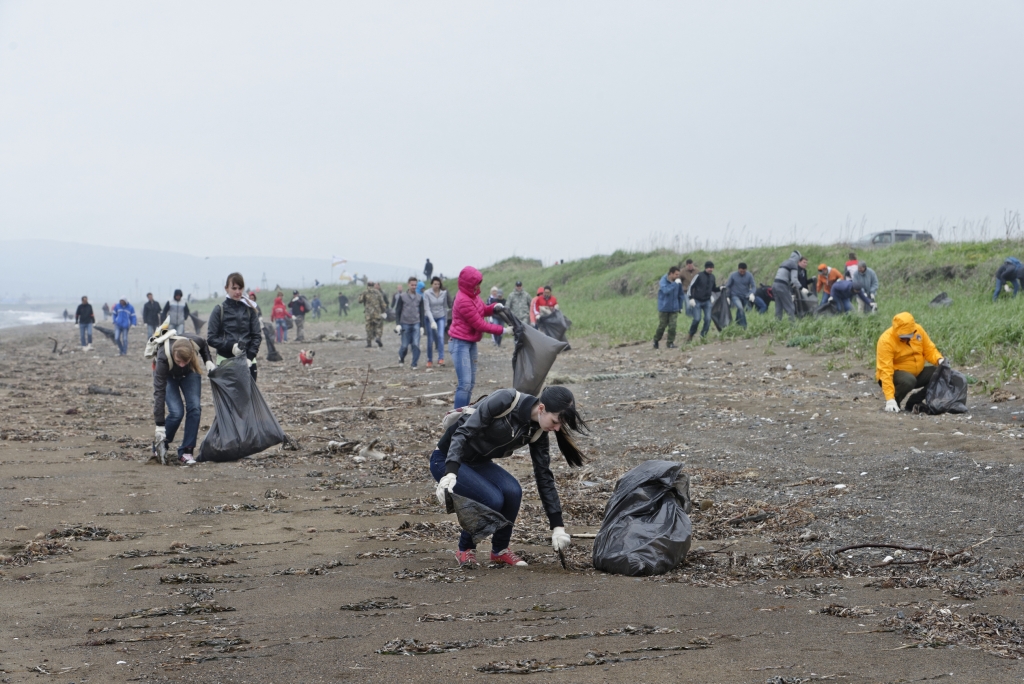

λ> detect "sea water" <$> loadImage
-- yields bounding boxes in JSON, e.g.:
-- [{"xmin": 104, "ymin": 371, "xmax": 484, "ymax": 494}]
[{"xmin": 0, "ymin": 310, "xmax": 64, "ymax": 330}]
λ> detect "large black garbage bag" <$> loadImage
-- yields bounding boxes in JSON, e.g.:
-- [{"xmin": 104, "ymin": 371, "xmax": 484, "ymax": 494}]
[
  {"xmin": 814, "ymin": 299, "xmax": 838, "ymax": 316},
  {"xmin": 536, "ymin": 310, "xmax": 571, "ymax": 343},
  {"xmin": 190, "ymin": 312, "xmax": 206, "ymax": 334},
  {"xmin": 498, "ymin": 310, "xmax": 569, "ymax": 396},
  {"xmin": 445, "ymin": 492, "xmax": 510, "ymax": 545},
  {"xmin": 592, "ymin": 460, "xmax": 693, "ymax": 576},
  {"xmin": 198, "ymin": 357, "xmax": 285, "ymax": 462},
  {"xmin": 795, "ymin": 291, "xmax": 819, "ymax": 318},
  {"xmin": 925, "ymin": 364, "xmax": 969, "ymax": 415},
  {"xmin": 93, "ymin": 325, "xmax": 118, "ymax": 347},
  {"xmin": 261, "ymin": 322, "xmax": 283, "ymax": 362},
  {"xmin": 711, "ymin": 292, "xmax": 731, "ymax": 331}
]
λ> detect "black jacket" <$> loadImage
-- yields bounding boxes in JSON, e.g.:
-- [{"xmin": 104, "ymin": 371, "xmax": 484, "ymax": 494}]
[
  {"xmin": 142, "ymin": 300, "xmax": 162, "ymax": 326},
  {"xmin": 438, "ymin": 389, "xmax": 564, "ymax": 529},
  {"xmin": 688, "ymin": 271, "xmax": 717, "ymax": 303},
  {"xmin": 75, "ymin": 303, "xmax": 94, "ymax": 324},
  {"xmin": 207, "ymin": 298, "xmax": 262, "ymax": 361},
  {"xmin": 153, "ymin": 333, "xmax": 211, "ymax": 426},
  {"xmin": 289, "ymin": 297, "xmax": 307, "ymax": 317}
]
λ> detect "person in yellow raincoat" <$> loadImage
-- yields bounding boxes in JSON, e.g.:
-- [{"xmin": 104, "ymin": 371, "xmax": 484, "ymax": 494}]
[{"xmin": 876, "ymin": 312, "xmax": 947, "ymax": 413}]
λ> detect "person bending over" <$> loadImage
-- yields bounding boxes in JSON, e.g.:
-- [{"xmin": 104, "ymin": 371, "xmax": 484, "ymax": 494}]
[{"xmin": 876, "ymin": 312, "xmax": 946, "ymax": 413}]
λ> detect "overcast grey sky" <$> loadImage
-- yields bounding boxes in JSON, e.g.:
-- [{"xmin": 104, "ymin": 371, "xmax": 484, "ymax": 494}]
[{"xmin": 1, "ymin": 1, "xmax": 1021, "ymax": 271}]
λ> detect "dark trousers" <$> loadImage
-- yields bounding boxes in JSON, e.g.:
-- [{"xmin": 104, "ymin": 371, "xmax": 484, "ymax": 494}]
[
  {"xmin": 689, "ymin": 300, "xmax": 712, "ymax": 337},
  {"xmin": 429, "ymin": 450, "xmax": 521, "ymax": 552},
  {"xmin": 774, "ymin": 281, "xmax": 795, "ymax": 321},
  {"xmin": 654, "ymin": 311, "xmax": 678, "ymax": 344},
  {"xmin": 165, "ymin": 372, "xmax": 202, "ymax": 456},
  {"xmin": 880, "ymin": 366, "xmax": 937, "ymax": 407}
]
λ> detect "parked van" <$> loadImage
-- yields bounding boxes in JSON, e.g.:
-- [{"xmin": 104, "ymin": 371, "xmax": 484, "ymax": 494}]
[{"xmin": 852, "ymin": 230, "xmax": 935, "ymax": 248}]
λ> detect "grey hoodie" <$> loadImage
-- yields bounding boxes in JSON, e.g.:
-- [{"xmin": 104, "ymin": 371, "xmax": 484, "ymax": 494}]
[{"xmin": 774, "ymin": 250, "xmax": 803, "ymax": 290}]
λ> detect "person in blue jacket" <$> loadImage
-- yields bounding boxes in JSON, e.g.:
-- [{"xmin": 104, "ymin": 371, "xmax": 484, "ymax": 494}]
[
  {"xmin": 829, "ymin": 279, "xmax": 873, "ymax": 313},
  {"xmin": 653, "ymin": 266, "xmax": 685, "ymax": 349},
  {"xmin": 111, "ymin": 297, "xmax": 137, "ymax": 356},
  {"xmin": 722, "ymin": 262, "xmax": 756, "ymax": 329},
  {"xmin": 993, "ymin": 257, "xmax": 1024, "ymax": 301}
]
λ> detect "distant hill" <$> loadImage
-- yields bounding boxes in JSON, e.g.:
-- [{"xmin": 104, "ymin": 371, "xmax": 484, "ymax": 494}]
[{"xmin": 0, "ymin": 240, "xmax": 418, "ymax": 305}]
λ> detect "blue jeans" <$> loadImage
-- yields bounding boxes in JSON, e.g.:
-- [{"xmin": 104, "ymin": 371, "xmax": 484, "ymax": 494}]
[
  {"xmin": 426, "ymin": 316, "xmax": 446, "ymax": 362},
  {"xmin": 430, "ymin": 450, "xmax": 521, "ymax": 552},
  {"xmin": 753, "ymin": 296, "xmax": 768, "ymax": 314},
  {"xmin": 688, "ymin": 300, "xmax": 712, "ymax": 337},
  {"xmin": 165, "ymin": 372, "xmax": 202, "ymax": 457},
  {"xmin": 147, "ymin": 324, "xmax": 157, "ymax": 337},
  {"xmin": 79, "ymin": 323, "xmax": 93, "ymax": 346},
  {"xmin": 275, "ymin": 320, "xmax": 288, "ymax": 342},
  {"xmin": 115, "ymin": 326, "xmax": 130, "ymax": 355},
  {"xmin": 729, "ymin": 294, "xmax": 748, "ymax": 328},
  {"xmin": 449, "ymin": 337, "xmax": 478, "ymax": 408},
  {"xmin": 399, "ymin": 323, "xmax": 421, "ymax": 367}
]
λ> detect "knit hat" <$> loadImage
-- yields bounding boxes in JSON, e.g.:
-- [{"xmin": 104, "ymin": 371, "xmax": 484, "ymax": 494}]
[{"xmin": 704, "ymin": 261, "xmax": 714, "ymax": 269}]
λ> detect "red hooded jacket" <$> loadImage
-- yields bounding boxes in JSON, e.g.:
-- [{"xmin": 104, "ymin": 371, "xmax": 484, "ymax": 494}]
[{"xmin": 449, "ymin": 266, "xmax": 503, "ymax": 342}]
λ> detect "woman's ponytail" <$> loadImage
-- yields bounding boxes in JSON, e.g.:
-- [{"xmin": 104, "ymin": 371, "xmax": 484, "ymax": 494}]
[{"xmin": 539, "ymin": 386, "xmax": 589, "ymax": 468}]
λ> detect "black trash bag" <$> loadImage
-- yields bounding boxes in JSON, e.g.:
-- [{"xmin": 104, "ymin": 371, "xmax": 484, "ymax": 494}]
[
  {"xmin": 795, "ymin": 290, "xmax": 819, "ymax": 318},
  {"xmin": 261, "ymin": 322, "xmax": 284, "ymax": 362},
  {"xmin": 924, "ymin": 363, "xmax": 968, "ymax": 415},
  {"xmin": 444, "ymin": 491, "xmax": 510, "ymax": 545},
  {"xmin": 93, "ymin": 325, "xmax": 118, "ymax": 347},
  {"xmin": 930, "ymin": 291, "xmax": 953, "ymax": 307},
  {"xmin": 592, "ymin": 460, "xmax": 693, "ymax": 576},
  {"xmin": 536, "ymin": 310, "xmax": 571, "ymax": 344},
  {"xmin": 711, "ymin": 292, "xmax": 731, "ymax": 331},
  {"xmin": 814, "ymin": 299, "xmax": 838, "ymax": 316},
  {"xmin": 190, "ymin": 312, "xmax": 206, "ymax": 334},
  {"xmin": 498, "ymin": 310, "xmax": 570, "ymax": 396},
  {"xmin": 197, "ymin": 357, "xmax": 285, "ymax": 462}
]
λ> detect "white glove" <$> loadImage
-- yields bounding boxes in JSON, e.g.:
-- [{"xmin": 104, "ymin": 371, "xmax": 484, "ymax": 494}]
[
  {"xmin": 748, "ymin": 293, "xmax": 755, "ymax": 303},
  {"xmin": 492, "ymin": 303, "xmax": 504, "ymax": 312},
  {"xmin": 870, "ymin": 302, "xmax": 878, "ymax": 312},
  {"xmin": 827, "ymin": 296, "xmax": 834, "ymax": 303},
  {"xmin": 551, "ymin": 526, "xmax": 571, "ymax": 552},
  {"xmin": 155, "ymin": 425, "xmax": 166, "ymax": 443},
  {"xmin": 800, "ymin": 288, "xmax": 810, "ymax": 297},
  {"xmin": 884, "ymin": 399, "xmax": 900, "ymax": 413},
  {"xmin": 246, "ymin": 358, "xmax": 254, "ymax": 367},
  {"xmin": 688, "ymin": 298, "xmax": 696, "ymax": 308},
  {"xmin": 435, "ymin": 474, "xmax": 457, "ymax": 506},
  {"xmin": 205, "ymin": 360, "xmax": 217, "ymax": 373},
  {"xmin": 674, "ymin": 278, "xmax": 681, "ymax": 284},
  {"xmin": 231, "ymin": 342, "xmax": 244, "ymax": 357},
  {"xmin": 380, "ymin": 312, "xmax": 387, "ymax": 319},
  {"xmin": 501, "ymin": 326, "xmax": 513, "ymax": 335},
  {"xmin": 937, "ymin": 357, "xmax": 947, "ymax": 366},
  {"xmin": 394, "ymin": 324, "xmax": 402, "ymax": 334}
]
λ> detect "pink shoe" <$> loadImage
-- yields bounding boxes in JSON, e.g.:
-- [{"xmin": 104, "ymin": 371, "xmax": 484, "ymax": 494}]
[
  {"xmin": 490, "ymin": 548, "xmax": 528, "ymax": 567},
  {"xmin": 455, "ymin": 549, "xmax": 477, "ymax": 566}
]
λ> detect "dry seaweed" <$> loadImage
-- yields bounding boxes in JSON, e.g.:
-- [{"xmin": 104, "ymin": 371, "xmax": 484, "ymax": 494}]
[{"xmin": 881, "ymin": 604, "xmax": 1024, "ymax": 658}]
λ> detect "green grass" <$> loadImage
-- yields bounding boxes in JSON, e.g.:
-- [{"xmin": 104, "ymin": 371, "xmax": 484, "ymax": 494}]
[{"xmin": 189, "ymin": 240, "xmax": 1024, "ymax": 388}]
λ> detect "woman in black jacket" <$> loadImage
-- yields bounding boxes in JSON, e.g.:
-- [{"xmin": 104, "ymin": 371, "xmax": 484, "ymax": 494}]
[
  {"xmin": 431, "ymin": 386, "xmax": 588, "ymax": 567},
  {"xmin": 207, "ymin": 273, "xmax": 262, "ymax": 381}
]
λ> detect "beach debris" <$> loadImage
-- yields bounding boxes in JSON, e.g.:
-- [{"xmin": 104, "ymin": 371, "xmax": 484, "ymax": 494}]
[
  {"xmin": 110, "ymin": 601, "xmax": 235, "ymax": 619},
  {"xmin": 87, "ymin": 384, "xmax": 121, "ymax": 396},
  {"xmin": 270, "ymin": 559, "xmax": 353, "ymax": 576},
  {"xmin": 818, "ymin": 604, "xmax": 875, "ymax": 618},
  {"xmin": 881, "ymin": 604, "xmax": 1024, "ymax": 658},
  {"xmin": 339, "ymin": 597, "xmax": 411, "ymax": 611}
]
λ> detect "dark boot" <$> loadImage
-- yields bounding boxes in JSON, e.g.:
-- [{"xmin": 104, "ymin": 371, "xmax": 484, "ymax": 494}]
[
  {"xmin": 376, "ymin": 338, "xmax": 383, "ymax": 348},
  {"xmin": 653, "ymin": 340, "xmax": 659, "ymax": 349},
  {"xmin": 685, "ymin": 334, "xmax": 694, "ymax": 342},
  {"xmin": 366, "ymin": 341, "xmax": 372, "ymax": 348},
  {"xmin": 666, "ymin": 342, "xmax": 676, "ymax": 349}
]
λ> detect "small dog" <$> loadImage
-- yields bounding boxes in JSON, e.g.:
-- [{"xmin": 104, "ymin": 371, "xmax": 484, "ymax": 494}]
[{"xmin": 299, "ymin": 349, "xmax": 315, "ymax": 367}]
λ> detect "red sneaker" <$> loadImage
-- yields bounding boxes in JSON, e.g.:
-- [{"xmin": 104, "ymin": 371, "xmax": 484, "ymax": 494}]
[
  {"xmin": 426, "ymin": 361, "xmax": 433, "ymax": 369},
  {"xmin": 438, "ymin": 359, "xmax": 445, "ymax": 366},
  {"xmin": 490, "ymin": 548, "xmax": 528, "ymax": 567},
  {"xmin": 455, "ymin": 549, "xmax": 477, "ymax": 566}
]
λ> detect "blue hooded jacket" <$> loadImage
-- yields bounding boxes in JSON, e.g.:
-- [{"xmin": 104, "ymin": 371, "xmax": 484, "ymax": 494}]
[
  {"xmin": 112, "ymin": 301, "xmax": 137, "ymax": 329},
  {"xmin": 657, "ymin": 274, "xmax": 684, "ymax": 313}
]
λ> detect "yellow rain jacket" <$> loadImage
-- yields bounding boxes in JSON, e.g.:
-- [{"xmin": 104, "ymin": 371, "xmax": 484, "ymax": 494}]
[{"xmin": 875, "ymin": 312, "xmax": 942, "ymax": 400}]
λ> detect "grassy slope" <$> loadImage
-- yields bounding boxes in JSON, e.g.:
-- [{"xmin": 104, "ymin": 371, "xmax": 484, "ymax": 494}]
[{"xmin": 190, "ymin": 241, "xmax": 1024, "ymax": 389}]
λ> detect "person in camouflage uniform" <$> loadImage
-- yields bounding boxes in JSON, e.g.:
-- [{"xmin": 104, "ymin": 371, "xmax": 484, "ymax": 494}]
[{"xmin": 358, "ymin": 282, "xmax": 386, "ymax": 347}]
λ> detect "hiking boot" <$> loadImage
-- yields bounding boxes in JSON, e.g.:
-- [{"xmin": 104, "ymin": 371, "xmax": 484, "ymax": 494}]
[
  {"xmin": 490, "ymin": 548, "xmax": 528, "ymax": 567},
  {"xmin": 455, "ymin": 549, "xmax": 477, "ymax": 566},
  {"xmin": 903, "ymin": 386, "xmax": 926, "ymax": 412},
  {"xmin": 179, "ymin": 452, "xmax": 197, "ymax": 466},
  {"xmin": 376, "ymin": 338, "xmax": 383, "ymax": 348},
  {"xmin": 666, "ymin": 342, "xmax": 676, "ymax": 349},
  {"xmin": 366, "ymin": 341, "xmax": 372, "ymax": 348},
  {"xmin": 653, "ymin": 340, "xmax": 659, "ymax": 349},
  {"xmin": 426, "ymin": 361, "xmax": 433, "ymax": 369}
]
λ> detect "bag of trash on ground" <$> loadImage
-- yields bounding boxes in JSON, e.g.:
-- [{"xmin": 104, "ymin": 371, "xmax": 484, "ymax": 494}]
[
  {"xmin": 535, "ymin": 309, "xmax": 572, "ymax": 344},
  {"xmin": 592, "ymin": 460, "xmax": 693, "ymax": 576},
  {"xmin": 924, "ymin": 363, "xmax": 968, "ymax": 415},
  {"xmin": 445, "ymin": 491, "xmax": 511, "ymax": 545},
  {"xmin": 795, "ymin": 290, "xmax": 819, "ymax": 318},
  {"xmin": 710, "ymin": 292, "xmax": 731, "ymax": 331},
  {"xmin": 498, "ymin": 310, "xmax": 569, "ymax": 396},
  {"xmin": 198, "ymin": 357, "xmax": 285, "ymax": 462},
  {"xmin": 261, "ymin": 321, "xmax": 283, "ymax": 362}
]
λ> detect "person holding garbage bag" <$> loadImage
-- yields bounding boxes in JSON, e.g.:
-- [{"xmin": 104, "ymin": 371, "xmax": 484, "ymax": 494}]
[
  {"xmin": 449, "ymin": 266, "xmax": 512, "ymax": 408},
  {"xmin": 876, "ymin": 312, "xmax": 947, "ymax": 413},
  {"xmin": 207, "ymin": 273, "xmax": 262, "ymax": 382},
  {"xmin": 150, "ymin": 331, "xmax": 215, "ymax": 466},
  {"xmin": 431, "ymin": 386, "xmax": 588, "ymax": 567}
]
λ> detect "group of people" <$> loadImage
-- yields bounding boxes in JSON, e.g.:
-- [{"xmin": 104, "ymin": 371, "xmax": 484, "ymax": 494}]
[
  {"xmin": 653, "ymin": 252, "xmax": 882, "ymax": 348},
  {"xmin": 270, "ymin": 290, "xmax": 311, "ymax": 343}
]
